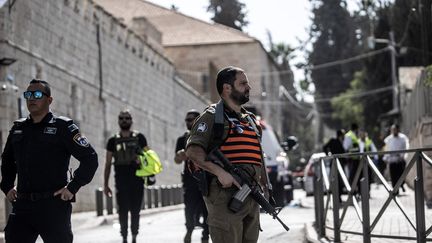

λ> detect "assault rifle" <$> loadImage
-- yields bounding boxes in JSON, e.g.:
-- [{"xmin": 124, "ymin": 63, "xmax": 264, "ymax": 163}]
[{"xmin": 210, "ymin": 148, "xmax": 290, "ymax": 232}]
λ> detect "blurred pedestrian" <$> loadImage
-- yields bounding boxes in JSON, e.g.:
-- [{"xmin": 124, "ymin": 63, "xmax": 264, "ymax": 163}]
[
  {"xmin": 358, "ymin": 130, "xmax": 378, "ymax": 186},
  {"xmin": 323, "ymin": 129, "xmax": 346, "ymax": 201},
  {"xmin": 1, "ymin": 79, "xmax": 98, "ymax": 243},
  {"xmin": 343, "ymin": 123, "xmax": 361, "ymax": 193},
  {"xmin": 104, "ymin": 110, "xmax": 149, "ymax": 243},
  {"xmin": 383, "ymin": 124, "xmax": 409, "ymax": 195},
  {"xmin": 174, "ymin": 110, "xmax": 209, "ymax": 243}
]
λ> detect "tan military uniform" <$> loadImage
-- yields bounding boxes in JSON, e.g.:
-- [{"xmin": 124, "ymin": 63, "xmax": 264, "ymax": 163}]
[{"xmin": 187, "ymin": 104, "xmax": 262, "ymax": 243}]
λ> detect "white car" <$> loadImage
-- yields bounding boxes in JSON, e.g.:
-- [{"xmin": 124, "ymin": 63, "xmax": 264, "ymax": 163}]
[
  {"xmin": 259, "ymin": 119, "xmax": 293, "ymax": 206},
  {"xmin": 303, "ymin": 152, "xmax": 327, "ymax": 196}
]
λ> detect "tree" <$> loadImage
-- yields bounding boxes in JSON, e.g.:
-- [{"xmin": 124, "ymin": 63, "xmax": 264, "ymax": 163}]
[
  {"xmin": 307, "ymin": 0, "xmax": 361, "ymax": 129},
  {"xmin": 331, "ymin": 71, "xmax": 364, "ymax": 127},
  {"xmin": 207, "ymin": 0, "xmax": 248, "ymax": 31}
]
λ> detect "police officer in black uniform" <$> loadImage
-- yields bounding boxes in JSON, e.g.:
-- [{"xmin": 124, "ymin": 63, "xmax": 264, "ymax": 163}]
[
  {"xmin": 104, "ymin": 110, "xmax": 149, "ymax": 243},
  {"xmin": 0, "ymin": 79, "xmax": 98, "ymax": 243},
  {"xmin": 174, "ymin": 110, "xmax": 209, "ymax": 243}
]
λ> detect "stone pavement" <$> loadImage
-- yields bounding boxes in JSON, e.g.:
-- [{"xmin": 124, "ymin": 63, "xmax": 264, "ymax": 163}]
[{"xmin": 314, "ymin": 184, "xmax": 432, "ymax": 242}]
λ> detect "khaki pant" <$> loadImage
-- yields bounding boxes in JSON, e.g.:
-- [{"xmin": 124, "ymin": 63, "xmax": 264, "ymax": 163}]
[{"xmin": 204, "ymin": 165, "xmax": 261, "ymax": 243}]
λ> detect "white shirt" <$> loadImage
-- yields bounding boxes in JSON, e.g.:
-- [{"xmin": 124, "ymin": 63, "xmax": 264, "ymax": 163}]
[
  {"xmin": 359, "ymin": 139, "xmax": 378, "ymax": 160},
  {"xmin": 383, "ymin": 133, "xmax": 409, "ymax": 163}
]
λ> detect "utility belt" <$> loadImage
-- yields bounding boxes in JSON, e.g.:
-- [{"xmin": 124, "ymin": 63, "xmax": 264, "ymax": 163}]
[{"xmin": 17, "ymin": 191, "xmax": 55, "ymax": 201}]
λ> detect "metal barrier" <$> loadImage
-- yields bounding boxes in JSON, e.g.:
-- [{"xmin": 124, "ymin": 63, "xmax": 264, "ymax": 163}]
[
  {"xmin": 94, "ymin": 184, "xmax": 183, "ymax": 216},
  {"xmin": 313, "ymin": 148, "xmax": 432, "ymax": 243}
]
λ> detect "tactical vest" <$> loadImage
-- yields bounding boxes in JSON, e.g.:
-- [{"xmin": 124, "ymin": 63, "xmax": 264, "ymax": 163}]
[
  {"xmin": 112, "ymin": 132, "xmax": 140, "ymax": 165},
  {"xmin": 219, "ymin": 116, "xmax": 262, "ymax": 166}
]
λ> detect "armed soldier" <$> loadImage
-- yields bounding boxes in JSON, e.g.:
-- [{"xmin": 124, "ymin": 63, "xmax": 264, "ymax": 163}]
[{"xmin": 186, "ymin": 66, "xmax": 272, "ymax": 243}]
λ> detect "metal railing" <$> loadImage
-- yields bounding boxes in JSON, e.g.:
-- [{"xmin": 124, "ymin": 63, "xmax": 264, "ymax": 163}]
[{"xmin": 313, "ymin": 148, "xmax": 432, "ymax": 243}]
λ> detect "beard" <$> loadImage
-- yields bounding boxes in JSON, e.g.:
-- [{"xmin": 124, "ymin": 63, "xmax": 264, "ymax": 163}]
[
  {"xmin": 230, "ymin": 87, "xmax": 249, "ymax": 105},
  {"xmin": 119, "ymin": 122, "xmax": 132, "ymax": 130}
]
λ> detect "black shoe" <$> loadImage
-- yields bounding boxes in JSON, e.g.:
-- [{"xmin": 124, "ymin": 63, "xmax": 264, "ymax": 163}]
[{"xmin": 184, "ymin": 231, "xmax": 192, "ymax": 243}]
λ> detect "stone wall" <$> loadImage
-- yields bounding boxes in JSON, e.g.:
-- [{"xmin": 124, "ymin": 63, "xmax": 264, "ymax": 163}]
[
  {"xmin": 0, "ymin": 0, "xmax": 208, "ymax": 226},
  {"xmin": 166, "ymin": 42, "xmax": 283, "ymax": 137}
]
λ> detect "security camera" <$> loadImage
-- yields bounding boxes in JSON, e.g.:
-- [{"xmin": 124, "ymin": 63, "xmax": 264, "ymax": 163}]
[
  {"xmin": 1, "ymin": 84, "xmax": 7, "ymax": 91},
  {"xmin": 12, "ymin": 85, "xmax": 19, "ymax": 92}
]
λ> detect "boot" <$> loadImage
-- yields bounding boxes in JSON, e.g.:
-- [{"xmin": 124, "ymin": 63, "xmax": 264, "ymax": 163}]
[{"xmin": 184, "ymin": 230, "xmax": 192, "ymax": 243}]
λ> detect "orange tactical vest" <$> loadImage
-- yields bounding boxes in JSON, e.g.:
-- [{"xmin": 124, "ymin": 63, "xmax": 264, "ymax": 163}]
[{"xmin": 219, "ymin": 117, "xmax": 262, "ymax": 166}]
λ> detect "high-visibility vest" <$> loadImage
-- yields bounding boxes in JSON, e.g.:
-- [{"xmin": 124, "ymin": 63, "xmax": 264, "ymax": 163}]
[
  {"xmin": 345, "ymin": 130, "xmax": 360, "ymax": 153},
  {"xmin": 364, "ymin": 137, "xmax": 373, "ymax": 152},
  {"xmin": 136, "ymin": 149, "xmax": 163, "ymax": 177}
]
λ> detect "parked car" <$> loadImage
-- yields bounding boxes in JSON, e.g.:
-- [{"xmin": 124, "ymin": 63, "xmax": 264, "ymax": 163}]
[
  {"xmin": 259, "ymin": 119, "xmax": 294, "ymax": 206},
  {"xmin": 303, "ymin": 152, "xmax": 326, "ymax": 196}
]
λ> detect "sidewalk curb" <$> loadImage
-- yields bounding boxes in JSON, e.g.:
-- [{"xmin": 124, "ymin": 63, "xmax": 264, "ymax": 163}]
[{"xmin": 304, "ymin": 222, "xmax": 330, "ymax": 243}]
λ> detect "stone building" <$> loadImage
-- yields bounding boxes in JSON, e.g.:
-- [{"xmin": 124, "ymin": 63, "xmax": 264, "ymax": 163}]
[
  {"xmin": 94, "ymin": 0, "xmax": 291, "ymax": 137},
  {"xmin": 0, "ymin": 0, "xmax": 208, "ymax": 226}
]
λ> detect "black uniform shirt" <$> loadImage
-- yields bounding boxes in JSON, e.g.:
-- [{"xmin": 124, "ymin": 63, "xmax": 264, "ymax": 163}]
[{"xmin": 0, "ymin": 112, "xmax": 98, "ymax": 195}]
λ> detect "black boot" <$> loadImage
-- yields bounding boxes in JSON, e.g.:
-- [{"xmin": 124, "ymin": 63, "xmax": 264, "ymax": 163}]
[{"xmin": 184, "ymin": 230, "xmax": 192, "ymax": 243}]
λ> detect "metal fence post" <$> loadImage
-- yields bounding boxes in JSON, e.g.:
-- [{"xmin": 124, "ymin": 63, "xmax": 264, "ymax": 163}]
[
  {"xmin": 315, "ymin": 159, "xmax": 325, "ymax": 238},
  {"xmin": 331, "ymin": 158, "xmax": 341, "ymax": 243},
  {"xmin": 415, "ymin": 153, "xmax": 426, "ymax": 243},
  {"xmin": 95, "ymin": 187, "xmax": 104, "ymax": 216},
  {"xmin": 361, "ymin": 156, "xmax": 371, "ymax": 243},
  {"xmin": 146, "ymin": 186, "xmax": 153, "ymax": 209},
  {"xmin": 154, "ymin": 186, "xmax": 160, "ymax": 208}
]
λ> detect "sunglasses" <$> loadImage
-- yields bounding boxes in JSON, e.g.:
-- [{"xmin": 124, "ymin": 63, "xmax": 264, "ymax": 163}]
[
  {"xmin": 23, "ymin": 90, "xmax": 49, "ymax": 100},
  {"xmin": 119, "ymin": 116, "xmax": 132, "ymax": 121},
  {"xmin": 185, "ymin": 118, "xmax": 196, "ymax": 122}
]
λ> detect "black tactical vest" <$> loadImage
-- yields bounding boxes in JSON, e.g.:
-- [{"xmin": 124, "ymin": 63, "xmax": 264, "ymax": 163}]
[{"xmin": 112, "ymin": 132, "xmax": 140, "ymax": 165}]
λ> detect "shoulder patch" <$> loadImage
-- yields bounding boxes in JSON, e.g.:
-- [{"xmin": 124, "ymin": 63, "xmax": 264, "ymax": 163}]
[
  {"xmin": 73, "ymin": 133, "xmax": 90, "ymax": 147},
  {"xmin": 197, "ymin": 122, "xmax": 208, "ymax": 132}
]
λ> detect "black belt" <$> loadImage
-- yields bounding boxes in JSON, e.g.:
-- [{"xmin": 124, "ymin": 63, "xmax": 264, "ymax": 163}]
[{"xmin": 17, "ymin": 192, "xmax": 55, "ymax": 201}]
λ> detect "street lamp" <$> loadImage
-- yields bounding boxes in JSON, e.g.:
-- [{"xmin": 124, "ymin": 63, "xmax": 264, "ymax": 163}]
[{"xmin": 367, "ymin": 31, "xmax": 399, "ymax": 112}]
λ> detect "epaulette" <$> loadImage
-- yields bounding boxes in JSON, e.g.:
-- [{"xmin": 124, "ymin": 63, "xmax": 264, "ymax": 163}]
[
  {"xmin": 13, "ymin": 117, "xmax": 27, "ymax": 125},
  {"xmin": 56, "ymin": 116, "xmax": 72, "ymax": 122},
  {"xmin": 205, "ymin": 105, "xmax": 216, "ymax": 114}
]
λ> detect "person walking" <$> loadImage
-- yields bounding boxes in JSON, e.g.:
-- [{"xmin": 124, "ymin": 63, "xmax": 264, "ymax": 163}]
[
  {"xmin": 104, "ymin": 110, "xmax": 149, "ymax": 243},
  {"xmin": 343, "ymin": 123, "xmax": 361, "ymax": 193},
  {"xmin": 0, "ymin": 79, "xmax": 98, "ymax": 243},
  {"xmin": 175, "ymin": 110, "xmax": 209, "ymax": 243},
  {"xmin": 323, "ymin": 129, "xmax": 346, "ymax": 201},
  {"xmin": 186, "ymin": 66, "xmax": 270, "ymax": 243},
  {"xmin": 383, "ymin": 124, "xmax": 409, "ymax": 195}
]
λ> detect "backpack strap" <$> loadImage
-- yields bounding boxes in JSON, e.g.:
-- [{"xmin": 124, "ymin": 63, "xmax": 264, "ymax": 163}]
[{"xmin": 213, "ymin": 99, "xmax": 225, "ymax": 141}]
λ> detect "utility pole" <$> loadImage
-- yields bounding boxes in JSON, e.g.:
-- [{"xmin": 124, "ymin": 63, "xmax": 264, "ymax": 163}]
[{"xmin": 389, "ymin": 31, "xmax": 399, "ymax": 112}]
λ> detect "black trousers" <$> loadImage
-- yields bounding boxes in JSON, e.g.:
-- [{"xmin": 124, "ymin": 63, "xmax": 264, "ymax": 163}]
[
  {"xmin": 5, "ymin": 198, "xmax": 73, "ymax": 243},
  {"xmin": 116, "ymin": 177, "xmax": 144, "ymax": 238},
  {"xmin": 389, "ymin": 160, "xmax": 406, "ymax": 190},
  {"xmin": 183, "ymin": 175, "xmax": 209, "ymax": 239}
]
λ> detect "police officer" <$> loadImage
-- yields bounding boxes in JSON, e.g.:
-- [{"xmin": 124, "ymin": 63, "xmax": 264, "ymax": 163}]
[
  {"xmin": 174, "ymin": 110, "xmax": 209, "ymax": 243},
  {"xmin": 186, "ymin": 66, "xmax": 269, "ymax": 243},
  {"xmin": 0, "ymin": 79, "xmax": 98, "ymax": 243},
  {"xmin": 104, "ymin": 110, "xmax": 149, "ymax": 243},
  {"xmin": 343, "ymin": 123, "xmax": 361, "ymax": 192}
]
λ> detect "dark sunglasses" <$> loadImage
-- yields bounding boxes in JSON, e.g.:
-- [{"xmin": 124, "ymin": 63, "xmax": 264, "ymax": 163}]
[
  {"xmin": 185, "ymin": 117, "xmax": 196, "ymax": 122},
  {"xmin": 23, "ymin": 90, "xmax": 49, "ymax": 100},
  {"xmin": 119, "ymin": 116, "xmax": 132, "ymax": 121}
]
